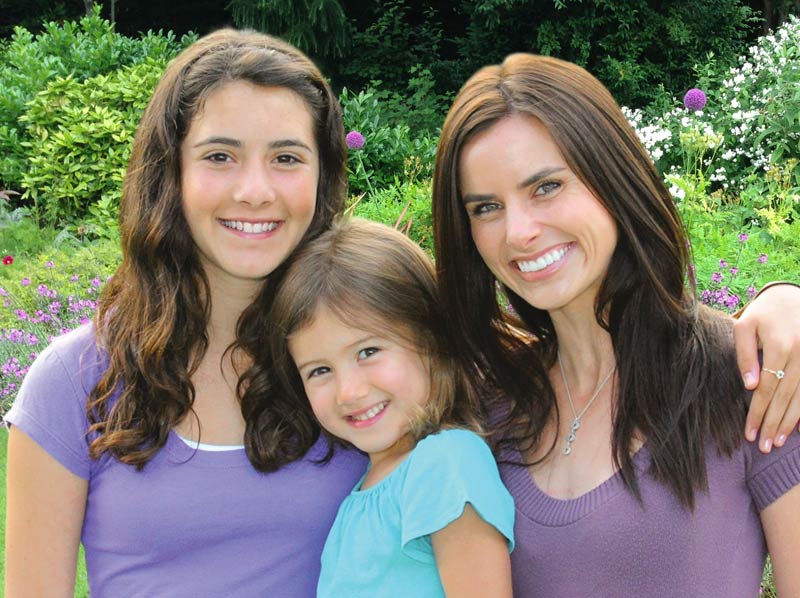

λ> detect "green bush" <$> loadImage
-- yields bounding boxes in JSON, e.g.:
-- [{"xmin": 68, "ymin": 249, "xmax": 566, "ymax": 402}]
[
  {"xmin": 627, "ymin": 16, "xmax": 800, "ymax": 202},
  {"xmin": 349, "ymin": 178, "xmax": 434, "ymax": 255},
  {"xmin": 18, "ymin": 61, "xmax": 167, "ymax": 228},
  {"xmin": 340, "ymin": 85, "xmax": 438, "ymax": 196},
  {"xmin": 0, "ymin": 6, "xmax": 193, "ymax": 193}
]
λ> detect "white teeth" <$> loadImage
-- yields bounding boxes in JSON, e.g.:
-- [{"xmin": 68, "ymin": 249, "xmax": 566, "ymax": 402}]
[
  {"xmin": 351, "ymin": 402, "xmax": 388, "ymax": 421},
  {"xmin": 222, "ymin": 220, "xmax": 279, "ymax": 233},
  {"xmin": 518, "ymin": 246, "xmax": 570, "ymax": 273}
]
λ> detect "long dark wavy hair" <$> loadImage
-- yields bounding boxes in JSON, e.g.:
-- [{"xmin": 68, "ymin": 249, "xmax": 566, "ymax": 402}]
[
  {"xmin": 268, "ymin": 217, "xmax": 484, "ymax": 450},
  {"xmin": 432, "ymin": 53, "xmax": 745, "ymax": 508},
  {"xmin": 89, "ymin": 28, "xmax": 347, "ymax": 471}
]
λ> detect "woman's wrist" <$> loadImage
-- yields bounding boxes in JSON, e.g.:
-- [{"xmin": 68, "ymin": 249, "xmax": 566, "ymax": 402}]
[{"xmin": 734, "ymin": 281, "xmax": 800, "ymax": 319}]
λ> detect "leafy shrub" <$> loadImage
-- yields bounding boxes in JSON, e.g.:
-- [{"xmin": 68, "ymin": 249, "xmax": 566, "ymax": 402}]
[
  {"xmin": 340, "ymin": 86, "xmax": 438, "ymax": 196},
  {"xmin": 0, "ymin": 6, "xmax": 193, "ymax": 192},
  {"xmin": 18, "ymin": 61, "xmax": 167, "ymax": 227},
  {"xmin": 627, "ymin": 16, "xmax": 800, "ymax": 200},
  {"xmin": 349, "ymin": 178, "xmax": 434, "ymax": 255}
]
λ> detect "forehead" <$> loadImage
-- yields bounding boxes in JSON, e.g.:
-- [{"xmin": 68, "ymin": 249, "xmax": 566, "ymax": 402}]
[
  {"xmin": 186, "ymin": 80, "xmax": 316, "ymax": 139},
  {"xmin": 458, "ymin": 114, "xmax": 564, "ymax": 190}
]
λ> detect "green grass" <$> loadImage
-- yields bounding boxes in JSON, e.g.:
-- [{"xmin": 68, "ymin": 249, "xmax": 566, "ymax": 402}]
[{"xmin": 0, "ymin": 427, "xmax": 89, "ymax": 597}]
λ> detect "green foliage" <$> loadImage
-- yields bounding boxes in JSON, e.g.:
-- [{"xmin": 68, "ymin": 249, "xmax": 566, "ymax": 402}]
[
  {"xmin": 0, "ymin": 6, "xmax": 194, "ymax": 191},
  {"xmin": 18, "ymin": 61, "xmax": 166, "ymax": 227},
  {"xmin": 227, "ymin": 0, "xmax": 350, "ymax": 57},
  {"xmin": 340, "ymin": 86, "xmax": 438, "ymax": 196},
  {"xmin": 628, "ymin": 16, "xmax": 800, "ymax": 212},
  {"xmin": 348, "ymin": 179, "xmax": 434, "ymax": 255}
]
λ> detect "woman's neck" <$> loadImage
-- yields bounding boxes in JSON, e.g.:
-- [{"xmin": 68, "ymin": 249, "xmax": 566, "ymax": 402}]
[{"xmin": 549, "ymin": 304, "xmax": 615, "ymax": 395}]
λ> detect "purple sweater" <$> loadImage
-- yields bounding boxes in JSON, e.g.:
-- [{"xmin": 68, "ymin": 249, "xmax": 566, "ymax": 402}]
[
  {"xmin": 5, "ymin": 324, "xmax": 367, "ymax": 597},
  {"xmin": 500, "ymin": 427, "xmax": 800, "ymax": 597}
]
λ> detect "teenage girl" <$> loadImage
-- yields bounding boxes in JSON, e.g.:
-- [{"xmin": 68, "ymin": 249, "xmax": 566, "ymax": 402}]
[{"xmin": 269, "ymin": 217, "xmax": 515, "ymax": 598}]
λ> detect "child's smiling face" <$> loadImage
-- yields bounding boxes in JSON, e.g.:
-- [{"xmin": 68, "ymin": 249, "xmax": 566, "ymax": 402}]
[{"xmin": 288, "ymin": 305, "xmax": 431, "ymax": 468}]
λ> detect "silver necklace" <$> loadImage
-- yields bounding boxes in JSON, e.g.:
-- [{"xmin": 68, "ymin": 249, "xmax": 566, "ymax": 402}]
[{"xmin": 557, "ymin": 352, "xmax": 617, "ymax": 456}]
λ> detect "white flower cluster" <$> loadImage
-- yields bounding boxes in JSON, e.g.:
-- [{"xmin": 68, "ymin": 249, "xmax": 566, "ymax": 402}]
[{"xmin": 625, "ymin": 15, "xmax": 800, "ymax": 196}]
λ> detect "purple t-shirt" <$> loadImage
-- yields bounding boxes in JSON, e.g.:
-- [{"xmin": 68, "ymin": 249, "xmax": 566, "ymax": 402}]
[
  {"xmin": 5, "ymin": 324, "xmax": 367, "ymax": 597},
  {"xmin": 501, "ymin": 424, "xmax": 800, "ymax": 597}
]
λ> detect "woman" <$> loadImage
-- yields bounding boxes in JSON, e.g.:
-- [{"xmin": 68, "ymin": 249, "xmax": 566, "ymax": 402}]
[
  {"xmin": 432, "ymin": 53, "xmax": 800, "ymax": 596},
  {"xmin": 4, "ymin": 29, "xmax": 366, "ymax": 597}
]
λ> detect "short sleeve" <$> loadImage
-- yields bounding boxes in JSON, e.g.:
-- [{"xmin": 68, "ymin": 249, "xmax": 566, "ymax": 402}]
[
  {"xmin": 3, "ymin": 325, "xmax": 104, "ymax": 479},
  {"xmin": 398, "ymin": 429, "xmax": 515, "ymax": 562},
  {"xmin": 746, "ymin": 428, "xmax": 800, "ymax": 511}
]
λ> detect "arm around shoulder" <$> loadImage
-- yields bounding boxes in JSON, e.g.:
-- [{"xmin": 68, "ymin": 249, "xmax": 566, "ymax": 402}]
[{"xmin": 5, "ymin": 426, "xmax": 88, "ymax": 598}]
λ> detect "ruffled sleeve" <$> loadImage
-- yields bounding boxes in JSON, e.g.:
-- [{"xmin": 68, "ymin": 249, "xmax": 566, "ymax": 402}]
[{"xmin": 398, "ymin": 428, "xmax": 515, "ymax": 563}]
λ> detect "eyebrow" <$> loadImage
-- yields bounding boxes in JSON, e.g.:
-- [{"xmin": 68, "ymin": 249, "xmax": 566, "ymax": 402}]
[
  {"xmin": 192, "ymin": 136, "xmax": 314, "ymax": 152},
  {"xmin": 461, "ymin": 166, "xmax": 566, "ymax": 204}
]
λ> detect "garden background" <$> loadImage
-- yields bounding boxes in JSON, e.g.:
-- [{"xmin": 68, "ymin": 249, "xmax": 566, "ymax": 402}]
[{"xmin": 1, "ymin": 1, "xmax": 799, "ymax": 596}]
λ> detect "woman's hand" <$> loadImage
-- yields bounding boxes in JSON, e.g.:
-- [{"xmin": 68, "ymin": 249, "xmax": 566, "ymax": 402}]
[{"xmin": 734, "ymin": 283, "xmax": 800, "ymax": 452}]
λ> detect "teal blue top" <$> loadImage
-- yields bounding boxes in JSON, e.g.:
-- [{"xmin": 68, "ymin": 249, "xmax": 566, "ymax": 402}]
[{"xmin": 317, "ymin": 428, "xmax": 515, "ymax": 598}]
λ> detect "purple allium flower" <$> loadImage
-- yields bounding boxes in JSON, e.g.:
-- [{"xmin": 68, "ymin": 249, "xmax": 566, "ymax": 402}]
[
  {"xmin": 730, "ymin": 267, "xmax": 738, "ymax": 277},
  {"xmin": 20, "ymin": 278, "xmax": 31, "ymax": 287},
  {"xmin": 683, "ymin": 88, "xmax": 707, "ymax": 111},
  {"xmin": 71, "ymin": 275, "xmax": 79, "ymax": 282},
  {"xmin": 758, "ymin": 253, "xmax": 768, "ymax": 264},
  {"xmin": 45, "ymin": 260, "xmax": 54, "ymax": 268},
  {"xmin": 738, "ymin": 233, "xmax": 748, "ymax": 243},
  {"xmin": 711, "ymin": 271, "xmax": 723, "ymax": 284},
  {"xmin": 747, "ymin": 286, "xmax": 758, "ymax": 299},
  {"xmin": 718, "ymin": 259, "xmax": 728, "ymax": 269},
  {"xmin": 345, "ymin": 130, "xmax": 365, "ymax": 150}
]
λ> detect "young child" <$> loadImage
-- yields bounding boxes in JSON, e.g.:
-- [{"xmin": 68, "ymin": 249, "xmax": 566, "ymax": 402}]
[{"xmin": 269, "ymin": 217, "xmax": 515, "ymax": 598}]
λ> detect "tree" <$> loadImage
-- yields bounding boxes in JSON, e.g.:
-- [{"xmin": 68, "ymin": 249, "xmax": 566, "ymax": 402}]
[{"xmin": 227, "ymin": 0, "xmax": 350, "ymax": 57}]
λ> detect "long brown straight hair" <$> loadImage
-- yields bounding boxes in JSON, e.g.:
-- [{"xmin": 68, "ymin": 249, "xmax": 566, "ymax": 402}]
[
  {"xmin": 89, "ymin": 29, "xmax": 347, "ymax": 470},
  {"xmin": 432, "ymin": 53, "xmax": 745, "ymax": 508}
]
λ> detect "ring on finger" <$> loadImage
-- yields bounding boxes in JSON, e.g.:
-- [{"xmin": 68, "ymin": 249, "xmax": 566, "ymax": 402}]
[{"xmin": 762, "ymin": 367, "xmax": 786, "ymax": 380}]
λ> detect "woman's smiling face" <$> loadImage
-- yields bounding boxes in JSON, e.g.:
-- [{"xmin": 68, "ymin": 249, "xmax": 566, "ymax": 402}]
[
  {"xmin": 180, "ymin": 80, "xmax": 319, "ymax": 291},
  {"xmin": 458, "ymin": 113, "xmax": 618, "ymax": 316}
]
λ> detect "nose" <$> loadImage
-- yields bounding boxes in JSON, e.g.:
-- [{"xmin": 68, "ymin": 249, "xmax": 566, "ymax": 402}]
[
  {"xmin": 232, "ymin": 158, "xmax": 277, "ymax": 207},
  {"xmin": 335, "ymin": 369, "xmax": 369, "ymax": 407},
  {"xmin": 505, "ymin": 198, "xmax": 542, "ymax": 250}
]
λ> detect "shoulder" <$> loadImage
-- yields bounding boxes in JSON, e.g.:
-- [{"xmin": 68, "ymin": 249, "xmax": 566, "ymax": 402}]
[
  {"xmin": 408, "ymin": 429, "xmax": 497, "ymax": 475},
  {"xmin": 745, "ymin": 429, "xmax": 800, "ymax": 511},
  {"xmin": 22, "ymin": 323, "xmax": 107, "ymax": 397},
  {"xmin": 4, "ymin": 323, "xmax": 103, "ymax": 478}
]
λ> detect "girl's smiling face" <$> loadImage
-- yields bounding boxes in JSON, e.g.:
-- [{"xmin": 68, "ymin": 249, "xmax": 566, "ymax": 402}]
[
  {"xmin": 288, "ymin": 305, "xmax": 431, "ymax": 468},
  {"xmin": 180, "ymin": 80, "xmax": 319, "ymax": 292},
  {"xmin": 458, "ymin": 113, "xmax": 618, "ymax": 316}
]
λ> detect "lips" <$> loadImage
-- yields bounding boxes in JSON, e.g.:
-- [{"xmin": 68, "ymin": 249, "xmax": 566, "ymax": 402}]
[
  {"xmin": 220, "ymin": 219, "xmax": 279, "ymax": 233},
  {"xmin": 348, "ymin": 401, "xmax": 388, "ymax": 422},
  {"xmin": 516, "ymin": 243, "xmax": 573, "ymax": 273}
]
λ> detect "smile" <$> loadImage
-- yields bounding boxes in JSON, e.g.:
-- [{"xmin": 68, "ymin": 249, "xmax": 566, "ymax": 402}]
[
  {"xmin": 517, "ymin": 244, "xmax": 571, "ymax": 273},
  {"xmin": 221, "ymin": 219, "xmax": 279, "ymax": 233},
  {"xmin": 349, "ymin": 402, "xmax": 388, "ymax": 422}
]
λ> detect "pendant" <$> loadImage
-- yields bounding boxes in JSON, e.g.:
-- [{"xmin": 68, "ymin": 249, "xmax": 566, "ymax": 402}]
[{"xmin": 563, "ymin": 418, "xmax": 581, "ymax": 456}]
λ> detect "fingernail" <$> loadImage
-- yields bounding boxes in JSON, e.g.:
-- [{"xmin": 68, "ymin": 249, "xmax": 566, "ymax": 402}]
[
  {"xmin": 761, "ymin": 438, "xmax": 773, "ymax": 453},
  {"xmin": 746, "ymin": 427, "xmax": 757, "ymax": 442},
  {"xmin": 776, "ymin": 434, "xmax": 787, "ymax": 447},
  {"xmin": 743, "ymin": 372, "xmax": 756, "ymax": 388}
]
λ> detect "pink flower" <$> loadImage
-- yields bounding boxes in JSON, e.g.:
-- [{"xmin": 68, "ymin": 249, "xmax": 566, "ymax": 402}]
[
  {"xmin": 683, "ymin": 88, "xmax": 707, "ymax": 111},
  {"xmin": 345, "ymin": 130, "xmax": 365, "ymax": 150},
  {"xmin": 2, "ymin": 255, "xmax": 13, "ymax": 265}
]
